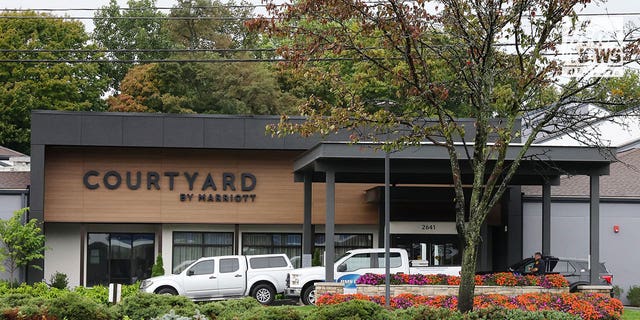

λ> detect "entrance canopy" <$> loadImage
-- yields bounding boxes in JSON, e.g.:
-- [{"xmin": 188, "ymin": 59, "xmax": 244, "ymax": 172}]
[
  {"xmin": 292, "ymin": 141, "xmax": 613, "ymax": 284},
  {"xmin": 294, "ymin": 142, "xmax": 612, "ymax": 185}
]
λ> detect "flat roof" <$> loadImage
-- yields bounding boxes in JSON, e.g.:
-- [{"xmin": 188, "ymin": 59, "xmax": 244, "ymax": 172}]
[{"xmin": 293, "ymin": 142, "xmax": 614, "ymax": 185}]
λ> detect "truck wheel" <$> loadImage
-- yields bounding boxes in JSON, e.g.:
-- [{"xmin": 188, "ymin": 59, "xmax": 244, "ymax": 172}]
[
  {"xmin": 252, "ymin": 284, "xmax": 275, "ymax": 305},
  {"xmin": 156, "ymin": 287, "xmax": 177, "ymax": 295},
  {"xmin": 301, "ymin": 285, "xmax": 316, "ymax": 305}
]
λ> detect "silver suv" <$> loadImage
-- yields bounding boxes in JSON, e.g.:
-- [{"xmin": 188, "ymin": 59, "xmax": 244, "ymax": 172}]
[{"xmin": 509, "ymin": 256, "xmax": 613, "ymax": 295}]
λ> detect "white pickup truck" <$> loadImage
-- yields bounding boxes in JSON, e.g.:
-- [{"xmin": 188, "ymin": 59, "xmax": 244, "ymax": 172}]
[
  {"xmin": 140, "ymin": 254, "xmax": 293, "ymax": 305},
  {"xmin": 286, "ymin": 248, "xmax": 461, "ymax": 305}
]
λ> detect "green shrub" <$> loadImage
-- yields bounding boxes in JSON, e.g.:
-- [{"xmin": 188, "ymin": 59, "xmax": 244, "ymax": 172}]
[
  {"xmin": 466, "ymin": 308, "xmax": 580, "ymax": 320},
  {"xmin": 393, "ymin": 305, "xmax": 463, "ymax": 320},
  {"xmin": 49, "ymin": 271, "xmax": 69, "ymax": 289},
  {"xmin": 612, "ymin": 285, "xmax": 623, "ymax": 299},
  {"xmin": 46, "ymin": 291, "xmax": 115, "ymax": 320},
  {"xmin": 152, "ymin": 309, "xmax": 208, "ymax": 320},
  {"xmin": 117, "ymin": 292, "xmax": 196, "ymax": 320},
  {"xmin": 0, "ymin": 294, "xmax": 48, "ymax": 319},
  {"xmin": 312, "ymin": 249, "xmax": 322, "ymax": 267},
  {"xmin": 307, "ymin": 299, "xmax": 392, "ymax": 320},
  {"xmin": 628, "ymin": 285, "xmax": 640, "ymax": 307},
  {"xmin": 74, "ymin": 285, "xmax": 110, "ymax": 305},
  {"xmin": 4, "ymin": 282, "xmax": 64, "ymax": 300},
  {"xmin": 199, "ymin": 298, "xmax": 262, "ymax": 319},
  {"xmin": 239, "ymin": 306, "xmax": 302, "ymax": 320},
  {"xmin": 152, "ymin": 256, "xmax": 166, "ymax": 277}
]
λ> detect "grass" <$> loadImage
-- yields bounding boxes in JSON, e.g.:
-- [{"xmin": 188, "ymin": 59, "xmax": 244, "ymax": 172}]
[{"xmin": 623, "ymin": 309, "xmax": 640, "ymax": 320}]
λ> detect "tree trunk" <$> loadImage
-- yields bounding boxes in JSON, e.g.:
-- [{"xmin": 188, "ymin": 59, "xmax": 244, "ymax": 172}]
[{"xmin": 457, "ymin": 238, "xmax": 478, "ymax": 312}]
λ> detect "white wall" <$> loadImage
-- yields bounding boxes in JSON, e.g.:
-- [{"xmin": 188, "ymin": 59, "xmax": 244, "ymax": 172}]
[
  {"xmin": 44, "ymin": 223, "xmax": 82, "ymax": 287},
  {"xmin": 523, "ymin": 201, "xmax": 640, "ymax": 304}
]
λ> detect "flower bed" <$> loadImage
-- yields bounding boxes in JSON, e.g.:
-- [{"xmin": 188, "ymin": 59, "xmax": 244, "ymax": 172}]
[
  {"xmin": 316, "ymin": 292, "xmax": 623, "ymax": 320},
  {"xmin": 356, "ymin": 272, "xmax": 569, "ymax": 288}
]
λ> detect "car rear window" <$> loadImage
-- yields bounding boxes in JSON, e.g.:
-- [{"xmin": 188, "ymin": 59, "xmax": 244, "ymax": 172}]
[{"xmin": 249, "ymin": 256, "xmax": 288, "ymax": 269}]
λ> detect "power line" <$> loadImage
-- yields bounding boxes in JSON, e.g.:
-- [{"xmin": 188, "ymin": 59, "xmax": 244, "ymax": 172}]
[
  {"xmin": 0, "ymin": 57, "xmax": 403, "ymax": 63},
  {"xmin": 1, "ymin": 5, "xmax": 269, "ymax": 12},
  {"xmin": 0, "ymin": 48, "xmax": 278, "ymax": 54},
  {"xmin": 0, "ymin": 15, "xmax": 256, "ymax": 21}
]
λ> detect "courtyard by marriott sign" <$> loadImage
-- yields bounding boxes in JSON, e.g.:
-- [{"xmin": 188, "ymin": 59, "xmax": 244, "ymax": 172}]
[{"xmin": 82, "ymin": 170, "xmax": 257, "ymax": 203}]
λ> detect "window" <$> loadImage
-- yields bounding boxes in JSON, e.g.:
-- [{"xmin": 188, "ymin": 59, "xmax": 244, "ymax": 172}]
[
  {"xmin": 242, "ymin": 233, "xmax": 301, "ymax": 267},
  {"xmin": 189, "ymin": 260, "xmax": 215, "ymax": 275},
  {"xmin": 172, "ymin": 232, "xmax": 233, "ymax": 274},
  {"xmin": 342, "ymin": 253, "xmax": 373, "ymax": 272},
  {"xmin": 377, "ymin": 252, "xmax": 402, "ymax": 268},
  {"xmin": 552, "ymin": 261, "xmax": 576, "ymax": 274},
  {"xmin": 249, "ymin": 256, "xmax": 288, "ymax": 269},
  {"xmin": 314, "ymin": 234, "xmax": 373, "ymax": 257},
  {"xmin": 86, "ymin": 233, "xmax": 155, "ymax": 286},
  {"xmin": 220, "ymin": 258, "xmax": 240, "ymax": 273}
]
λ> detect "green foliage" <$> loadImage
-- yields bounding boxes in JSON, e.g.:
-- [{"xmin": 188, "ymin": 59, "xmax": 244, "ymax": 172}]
[
  {"xmin": 199, "ymin": 297, "xmax": 262, "ymax": 319},
  {"xmin": 46, "ymin": 291, "xmax": 115, "ymax": 320},
  {"xmin": 239, "ymin": 306, "xmax": 301, "ymax": 320},
  {"xmin": 613, "ymin": 285, "xmax": 624, "ymax": 299},
  {"xmin": 49, "ymin": 271, "xmax": 69, "ymax": 289},
  {"xmin": 108, "ymin": 60, "xmax": 300, "ymax": 115},
  {"xmin": 166, "ymin": 0, "xmax": 259, "ymax": 50},
  {"xmin": 628, "ymin": 285, "xmax": 640, "ymax": 307},
  {"xmin": 307, "ymin": 299, "xmax": 392, "ymax": 320},
  {"xmin": 465, "ymin": 308, "xmax": 580, "ymax": 320},
  {"xmin": 0, "ymin": 12, "xmax": 109, "ymax": 153},
  {"xmin": 578, "ymin": 70, "xmax": 640, "ymax": 111},
  {"xmin": 116, "ymin": 292, "xmax": 196, "ymax": 320},
  {"xmin": 0, "ymin": 208, "xmax": 47, "ymax": 284},
  {"xmin": 152, "ymin": 309, "xmax": 208, "ymax": 320},
  {"xmin": 152, "ymin": 255, "xmax": 166, "ymax": 277},
  {"xmin": 312, "ymin": 248, "xmax": 322, "ymax": 267},
  {"xmin": 92, "ymin": 0, "xmax": 174, "ymax": 88}
]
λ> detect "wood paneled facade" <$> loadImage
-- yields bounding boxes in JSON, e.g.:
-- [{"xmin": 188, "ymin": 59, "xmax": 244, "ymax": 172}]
[{"xmin": 44, "ymin": 147, "xmax": 378, "ymax": 225}]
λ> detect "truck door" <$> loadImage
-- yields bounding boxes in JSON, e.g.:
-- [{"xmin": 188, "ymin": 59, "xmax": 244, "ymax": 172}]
[
  {"xmin": 183, "ymin": 259, "xmax": 219, "ymax": 298},
  {"xmin": 335, "ymin": 252, "xmax": 376, "ymax": 280},
  {"xmin": 217, "ymin": 257, "xmax": 246, "ymax": 297}
]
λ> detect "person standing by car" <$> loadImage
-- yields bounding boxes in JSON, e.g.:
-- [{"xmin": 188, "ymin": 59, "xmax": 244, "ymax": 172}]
[{"xmin": 529, "ymin": 252, "xmax": 546, "ymax": 275}]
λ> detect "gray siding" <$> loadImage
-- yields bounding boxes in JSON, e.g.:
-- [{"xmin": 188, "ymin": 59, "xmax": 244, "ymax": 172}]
[{"xmin": 523, "ymin": 200, "xmax": 640, "ymax": 304}]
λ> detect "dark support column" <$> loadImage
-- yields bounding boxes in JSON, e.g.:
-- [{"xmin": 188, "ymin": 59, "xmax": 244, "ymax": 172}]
[
  {"xmin": 377, "ymin": 193, "xmax": 384, "ymax": 247},
  {"xmin": 325, "ymin": 170, "xmax": 336, "ymax": 282},
  {"xmin": 302, "ymin": 172, "xmax": 313, "ymax": 267},
  {"xmin": 479, "ymin": 223, "xmax": 489, "ymax": 271},
  {"xmin": 589, "ymin": 174, "xmax": 600, "ymax": 284},
  {"xmin": 506, "ymin": 187, "xmax": 523, "ymax": 265},
  {"xmin": 27, "ymin": 144, "xmax": 45, "ymax": 284},
  {"xmin": 542, "ymin": 183, "xmax": 551, "ymax": 256}
]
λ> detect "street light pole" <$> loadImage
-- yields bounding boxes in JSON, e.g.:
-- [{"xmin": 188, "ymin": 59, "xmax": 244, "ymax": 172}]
[
  {"xmin": 383, "ymin": 102, "xmax": 391, "ymax": 307},
  {"xmin": 384, "ymin": 144, "xmax": 390, "ymax": 307}
]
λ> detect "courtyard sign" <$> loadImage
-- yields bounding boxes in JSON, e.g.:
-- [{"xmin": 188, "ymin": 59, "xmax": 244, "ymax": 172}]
[{"xmin": 82, "ymin": 170, "xmax": 257, "ymax": 203}]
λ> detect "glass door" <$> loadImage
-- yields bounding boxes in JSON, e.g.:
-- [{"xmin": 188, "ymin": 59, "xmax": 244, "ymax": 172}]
[
  {"xmin": 391, "ymin": 234, "xmax": 461, "ymax": 266},
  {"xmin": 87, "ymin": 233, "xmax": 155, "ymax": 286}
]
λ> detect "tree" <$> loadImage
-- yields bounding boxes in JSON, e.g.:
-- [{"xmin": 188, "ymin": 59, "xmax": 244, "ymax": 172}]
[
  {"xmin": 0, "ymin": 208, "xmax": 46, "ymax": 285},
  {"xmin": 0, "ymin": 11, "xmax": 110, "ymax": 154},
  {"xmin": 92, "ymin": 0, "xmax": 174, "ymax": 89},
  {"xmin": 167, "ymin": 0, "xmax": 259, "ymax": 50},
  {"xmin": 108, "ymin": 59, "xmax": 300, "ymax": 114},
  {"xmin": 251, "ymin": 0, "xmax": 638, "ymax": 312},
  {"xmin": 151, "ymin": 255, "xmax": 165, "ymax": 277}
]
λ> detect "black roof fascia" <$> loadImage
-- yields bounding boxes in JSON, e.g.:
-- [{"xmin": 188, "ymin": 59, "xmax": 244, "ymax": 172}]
[
  {"xmin": 31, "ymin": 110, "xmax": 340, "ymax": 150},
  {"xmin": 293, "ymin": 142, "xmax": 613, "ymax": 183}
]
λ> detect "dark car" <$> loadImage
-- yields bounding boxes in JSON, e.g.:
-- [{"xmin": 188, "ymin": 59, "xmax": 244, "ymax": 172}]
[{"xmin": 508, "ymin": 256, "xmax": 613, "ymax": 294}]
